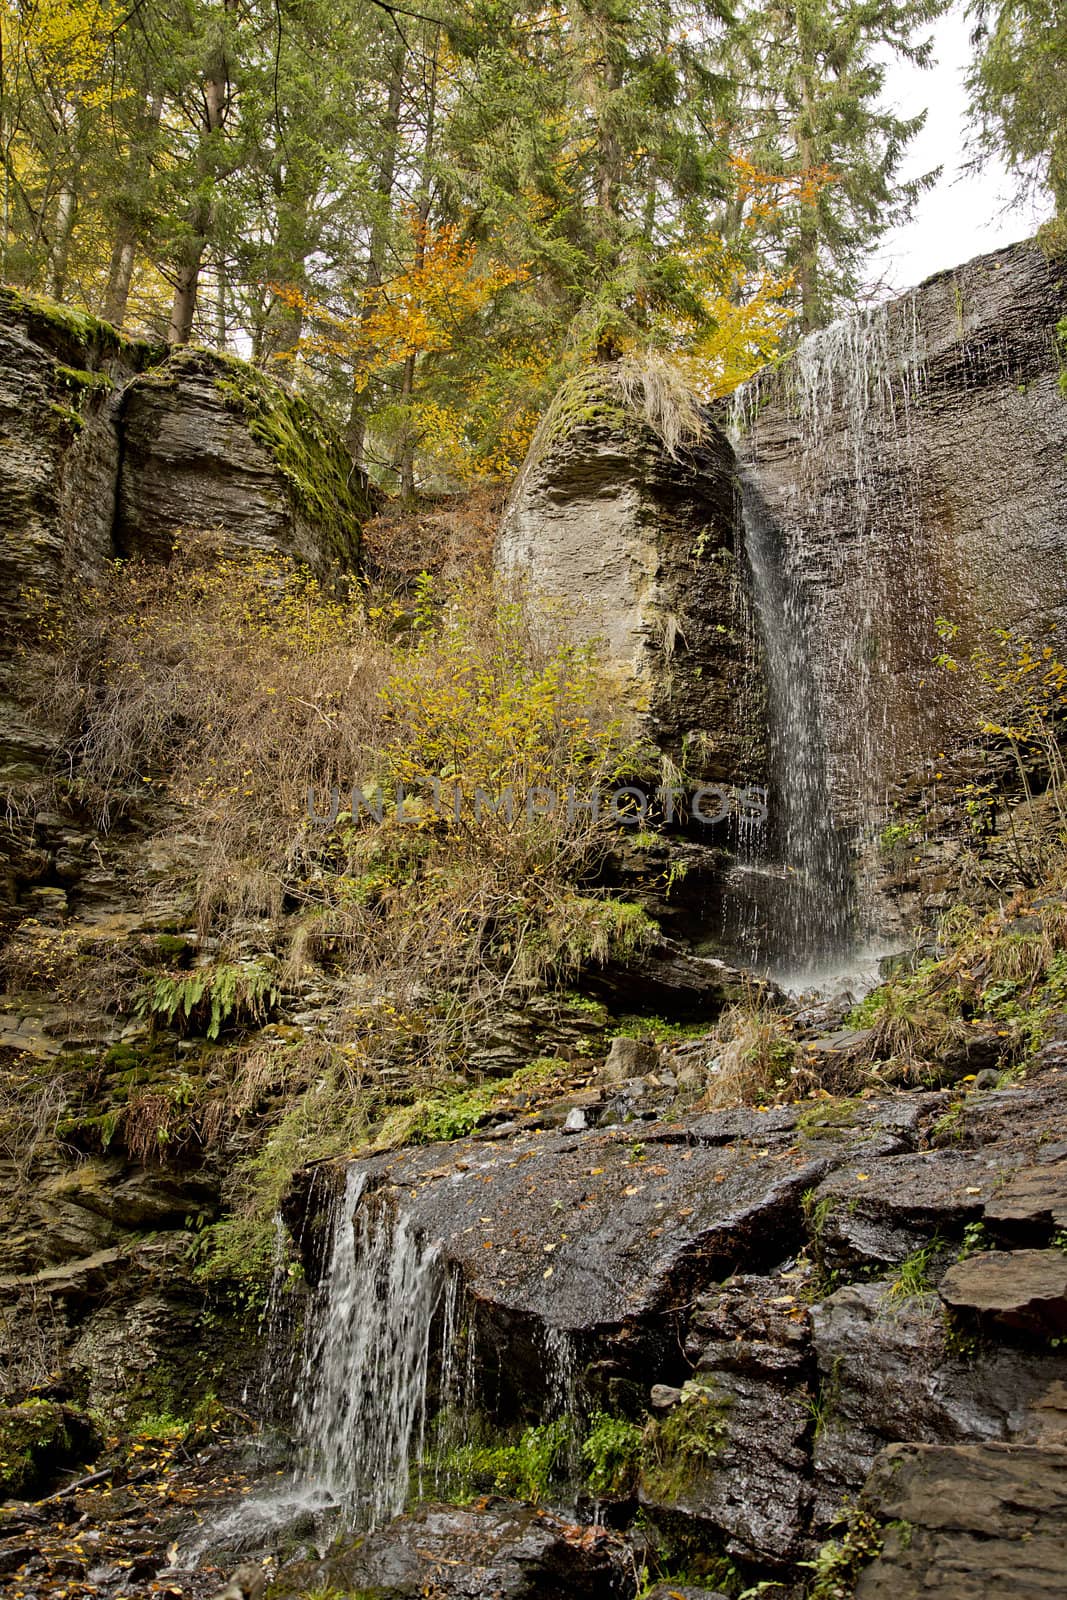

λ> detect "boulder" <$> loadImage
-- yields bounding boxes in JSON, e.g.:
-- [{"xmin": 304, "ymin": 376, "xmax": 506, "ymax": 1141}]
[
  {"xmin": 0, "ymin": 293, "xmax": 367, "ymax": 780},
  {"xmin": 601, "ymin": 1037, "xmax": 660, "ymax": 1083},
  {"xmin": 498, "ymin": 364, "xmax": 762, "ymax": 782},
  {"xmin": 291, "ymin": 1098, "xmax": 914, "ymax": 1416},
  {"xmin": 116, "ymin": 349, "xmax": 370, "ymax": 575},
  {"xmin": 0, "ymin": 1399, "xmax": 102, "ymax": 1500},
  {"xmin": 274, "ymin": 1501, "xmax": 636, "ymax": 1599},
  {"xmin": 0, "ymin": 290, "xmax": 139, "ymax": 665},
  {"xmin": 984, "ymin": 1162, "xmax": 1067, "ymax": 1235},
  {"xmin": 855, "ymin": 1442, "xmax": 1067, "ymax": 1599},
  {"xmin": 938, "ymin": 1249, "xmax": 1067, "ymax": 1336}
]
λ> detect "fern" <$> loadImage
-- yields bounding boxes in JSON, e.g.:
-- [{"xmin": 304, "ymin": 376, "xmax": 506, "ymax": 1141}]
[{"xmin": 136, "ymin": 961, "xmax": 279, "ymax": 1039}]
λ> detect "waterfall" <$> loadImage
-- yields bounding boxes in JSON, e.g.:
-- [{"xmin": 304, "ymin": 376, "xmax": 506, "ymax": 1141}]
[
  {"xmin": 295, "ymin": 1167, "xmax": 443, "ymax": 1528},
  {"xmin": 731, "ymin": 294, "xmax": 935, "ymax": 978},
  {"xmin": 185, "ymin": 1178, "xmax": 591, "ymax": 1566},
  {"xmin": 735, "ymin": 476, "xmax": 853, "ymax": 971}
]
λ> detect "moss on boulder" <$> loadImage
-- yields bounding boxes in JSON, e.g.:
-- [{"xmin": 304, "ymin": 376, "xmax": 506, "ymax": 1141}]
[{"xmin": 0, "ymin": 1399, "xmax": 103, "ymax": 1500}]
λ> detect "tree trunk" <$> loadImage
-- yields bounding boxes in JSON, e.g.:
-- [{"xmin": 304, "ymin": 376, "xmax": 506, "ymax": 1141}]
[
  {"xmin": 795, "ymin": 22, "xmax": 821, "ymax": 333},
  {"xmin": 168, "ymin": 224, "xmax": 207, "ymax": 345},
  {"xmin": 167, "ymin": 2, "xmax": 234, "ymax": 345},
  {"xmin": 346, "ymin": 43, "xmax": 406, "ymax": 467},
  {"xmin": 48, "ymin": 184, "xmax": 77, "ymax": 300},
  {"xmin": 104, "ymin": 92, "xmax": 163, "ymax": 328},
  {"xmin": 594, "ymin": 49, "xmax": 625, "ymax": 361},
  {"xmin": 104, "ymin": 227, "xmax": 137, "ymax": 326},
  {"xmin": 393, "ymin": 35, "xmax": 438, "ymax": 498},
  {"xmin": 215, "ymin": 252, "xmax": 227, "ymax": 349}
]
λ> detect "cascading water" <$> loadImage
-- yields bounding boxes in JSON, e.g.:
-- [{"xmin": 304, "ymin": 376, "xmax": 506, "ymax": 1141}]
[
  {"xmin": 730, "ymin": 294, "xmax": 935, "ymax": 983},
  {"xmin": 185, "ymin": 1167, "xmax": 592, "ymax": 1571},
  {"xmin": 181, "ymin": 1171, "xmax": 443, "ymax": 1563},
  {"xmin": 733, "ymin": 476, "xmax": 853, "ymax": 971},
  {"xmin": 295, "ymin": 1167, "xmax": 443, "ymax": 1528}
]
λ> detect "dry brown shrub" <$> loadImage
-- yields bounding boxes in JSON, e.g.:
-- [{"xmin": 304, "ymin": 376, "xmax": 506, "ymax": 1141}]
[
  {"xmin": 361, "ymin": 484, "xmax": 505, "ymax": 590},
  {"xmin": 32, "ymin": 542, "xmax": 651, "ymax": 1067}
]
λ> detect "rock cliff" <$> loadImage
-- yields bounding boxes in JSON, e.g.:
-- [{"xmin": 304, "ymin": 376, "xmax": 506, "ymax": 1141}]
[
  {"xmin": 0, "ymin": 290, "xmax": 369, "ymax": 781},
  {"xmin": 733, "ymin": 241, "xmax": 1067, "ymax": 835},
  {"xmin": 498, "ymin": 365, "xmax": 763, "ymax": 784}
]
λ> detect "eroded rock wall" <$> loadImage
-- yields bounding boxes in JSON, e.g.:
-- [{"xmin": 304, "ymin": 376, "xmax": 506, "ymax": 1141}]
[
  {"xmin": 0, "ymin": 293, "xmax": 366, "ymax": 686},
  {"xmin": 498, "ymin": 369, "xmax": 763, "ymax": 784},
  {"xmin": 117, "ymin": 349, "xmax": 367, "ymax": 573},
  {"xmin": 733, "ymin": 241, "xmax": 1067, "ymax": 836}
]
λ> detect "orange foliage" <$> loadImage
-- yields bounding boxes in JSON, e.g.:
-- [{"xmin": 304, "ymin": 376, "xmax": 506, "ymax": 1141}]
[
  {"xmin": 273, "ymin": 212, "xmax": 528, "ymax": 390},
  {"xmin": 729, "ymin": 153, "xmax": 838, "ymax": 224}
]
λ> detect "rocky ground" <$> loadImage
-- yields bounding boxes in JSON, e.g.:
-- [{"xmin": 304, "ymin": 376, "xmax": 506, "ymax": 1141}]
[{"xmin": 7, "ymin": 1032, "xmax": 1066, "ymax": 1599}]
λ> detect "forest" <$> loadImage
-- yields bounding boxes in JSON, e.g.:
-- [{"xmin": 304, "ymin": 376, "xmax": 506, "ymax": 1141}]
[{"xmin": 2, "ymin": 0, "xmax": 1063, "ymax": 493}]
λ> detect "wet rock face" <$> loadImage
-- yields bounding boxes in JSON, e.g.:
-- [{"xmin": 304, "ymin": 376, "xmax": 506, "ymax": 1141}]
[
  {"xmin": 668, "ymin": 1274, "xmax": 816, "ymax": 1566},
  {"xmin": 278, "ymin": 1501, "xmax": 636, "ymax": 1600},
  {"xmin": 279, "ymin": 1063, "xmax": 1067, "ymax": 1590},
  {"xmin": 856, "ymin": 1442, "xmax": 1067, "ymax": 1599},
  {"xmin": 809, "ymin": 1280, "xmax": 1067, "ymax": 1527},
  {"xmin": 734, "ymin": 240, "xmax": 1067, "ymax": 838},
  {"xmin": 497, "ymin": 369, "xmax": 762, "ymax": 783},
  {"xmin": 324, "ymin": 1097, "xmax": 911, "ymax": 1413}
]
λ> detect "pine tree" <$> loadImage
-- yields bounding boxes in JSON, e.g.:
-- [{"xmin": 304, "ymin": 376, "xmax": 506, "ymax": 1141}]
[
  {"xmin": 721, "ymin": 0, "xmax": 947, "ymax": 330},
  {"xmin": 967, "ymin": 0, "xmax": 1067, "ymax": 242}
]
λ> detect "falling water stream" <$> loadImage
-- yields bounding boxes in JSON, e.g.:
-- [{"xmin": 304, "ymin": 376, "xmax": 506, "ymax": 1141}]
[
  {"xmin": 295, "ymin": 1169, "xmax": 443, "ymax": 1526},
  {"xmin": 730, "ymin": 295, "xmax": 933, "ymax": 987},
  {"xmin": 184, "ymin": 1172, "xmax": 584, "ymax": 1563},
  {"xmin": 733, "ymin": 475, "xmax": 854, "ymax": 972}
]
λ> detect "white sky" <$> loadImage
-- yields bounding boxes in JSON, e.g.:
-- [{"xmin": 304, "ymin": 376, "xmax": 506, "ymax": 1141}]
[{"xmin": 868, "ymin": 5, "xmax": 1054, "ymax": 295}]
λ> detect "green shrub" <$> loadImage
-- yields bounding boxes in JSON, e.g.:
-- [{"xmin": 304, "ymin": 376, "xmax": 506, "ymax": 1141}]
[
  {"xmin": 640, "ymin": 1378, "xmax": 731, "ymax": 1501},
  {"xmin": 581, "ymin": 1412, "xmax": 645, "ymax": 1497},
  {"xmin": 429, "ymin": 1416, "xmax": 572, "ymax": 1503}
]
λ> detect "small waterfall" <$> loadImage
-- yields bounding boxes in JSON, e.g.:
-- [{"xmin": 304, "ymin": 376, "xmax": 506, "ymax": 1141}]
[
  {"xmin": 185, "ymin": 1179, "xmax": 591, "ymax": 1564},
  {"xmin": 295, "ymin": 1167, "xmax": 443, "ymax": 1528},
  {"xmin": 735, "ymin": 476, "xmax": 853, "ymax": 970},
  {"xmin": 731, "ymin": 294, "xmax": 936, "ymax": 977},
  {"xmin": 246, "ymin": 1213, "xmax": 301, "ymax": 1417}
]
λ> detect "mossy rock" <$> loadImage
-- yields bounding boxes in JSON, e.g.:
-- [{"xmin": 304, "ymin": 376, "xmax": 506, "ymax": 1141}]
[
  {"xmin": 527, "ymin": 366, "xmax": 636, "ymax": 468},
  {"xmin": 0, "ymin": 285, "xmax": 123, "ymax": 358},
  {"xmin": 0, "ymin": 1399, "xmax": 103, "ymax": 1500},
  {"xmin": 211, "ymin": 352, "xmax": 375, "ymax": 568}
]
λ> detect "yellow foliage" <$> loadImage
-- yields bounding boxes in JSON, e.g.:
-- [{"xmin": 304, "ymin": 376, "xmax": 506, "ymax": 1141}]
[
  {"xmin": 276, "ymin": 212, "xmax": 527, "ymax": 379},
  {"xmin": 1, "ymin": 0, "xmax": 118, "ymax": 104},
  {"xmin": 647, "ymin": 235, "xmax": 795, "ymax": 401}
]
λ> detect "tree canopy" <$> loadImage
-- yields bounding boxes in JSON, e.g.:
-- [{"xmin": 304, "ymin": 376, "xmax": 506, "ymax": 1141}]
[{"xmin": 3, "ymin": 0, "xmax": 1057, "ymax": 490}]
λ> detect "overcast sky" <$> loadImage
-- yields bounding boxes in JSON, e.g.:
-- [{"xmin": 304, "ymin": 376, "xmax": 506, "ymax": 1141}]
[{"xmin": 868, "ymin": 5, "xmax": 1053, "ymax": 295}]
